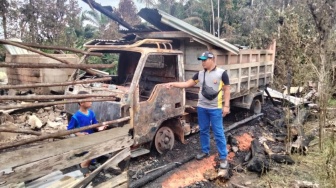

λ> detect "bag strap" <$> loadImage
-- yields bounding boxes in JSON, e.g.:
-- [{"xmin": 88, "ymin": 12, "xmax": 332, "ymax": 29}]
[{"xmin": 202, "ymin": 71, "xmax": 221, "ymax": 95}]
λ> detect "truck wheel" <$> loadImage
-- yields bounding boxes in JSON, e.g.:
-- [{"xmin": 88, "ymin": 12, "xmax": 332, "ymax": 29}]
[
  {"xmin": 154, "ymin": 126, "xmax": 175, "ymax": 154},
  {"xmin": 251, "ymin": 99, "xmax": 262, "ymax": 114}
]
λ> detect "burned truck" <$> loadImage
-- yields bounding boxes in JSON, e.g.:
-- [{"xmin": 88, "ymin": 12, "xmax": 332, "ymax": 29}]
[{"xmin": 65, "ymin": 9, "xmax": 275, "ymax": 156}]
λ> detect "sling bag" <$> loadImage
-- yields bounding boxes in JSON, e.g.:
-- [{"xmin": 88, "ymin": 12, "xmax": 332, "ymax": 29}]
[{"xmin": 201, "ymin": 72, "xmax": 221, "ymax": 100}]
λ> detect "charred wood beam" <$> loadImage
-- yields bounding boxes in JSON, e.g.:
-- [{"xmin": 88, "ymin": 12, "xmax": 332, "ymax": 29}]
[
  {"xmin": 73, "ymin": 148, "xmax": 130, "ymax": 188},
  {"xmin": 0, "ymin": 77, "xmax": 111, "ymax": 90},
  {"xmin": 0, "ymin": 39, "xmax": 105, "ymax": 76},
  {"xmin": 129, "ymin": 155, "xmax": 194, "ymax": 188},
  {"xmin": 0, "ymin": 97, "xmax": 116, "ymax": 110},
  {"xmin": 0, "ymin": 39, "xmax": 73, "ymax": 65},
  {"xmin": 0, "ymin": 62, "xmax": 116, "ymax": 69},
  {"xmin": 246, "ymin": 139, "xmax": 269, "ymax": 174},
  {"xmin": 0, "ymin": 94, "xmax": 116, "ymax": 101},
  {"xmin": 291, "ymin": 135, "xmax": 315, "ymax": 155},
  {"xmin": 0, "ymin": 116, "xmax": 130, "ymax": 150},
  {"xmin": 263, "ymin": 142, "xmax": 294, "ymax": 164},
  {"xmin": 8, "ymin": 42, "xmax": 102, "ymax": 56},
  {"xmin": 82, "ymin": 0, "xmax": 134, "ymax": 30},
  {"xmin": 0, "ymin": 127, "xmax": 42, "ymax": 136},
  {"xmin": 225, "ymin": 113, "xmax": 264, "ymax": 132}
]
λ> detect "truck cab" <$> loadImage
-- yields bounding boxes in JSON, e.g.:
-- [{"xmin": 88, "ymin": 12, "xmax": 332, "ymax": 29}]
[{"xmin": 65, "ymin": 39, "xmax": 188, "ymax": 155}]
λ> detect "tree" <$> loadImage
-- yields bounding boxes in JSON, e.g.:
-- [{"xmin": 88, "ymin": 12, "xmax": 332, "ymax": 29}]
[
  {"xmin": 0, "ymin": 0, "xmax": 9, "ymax": 39},
  {"xmin": 16, "ymin": 0, "xmax": 81, "ymax": 45},
  {"xmin": 0, "ymin": 0, "xmax": 20, "ymax": 39},
  {"xmin": 305, "ymin": 0, "xmax": 336, "ymax": 149},
  {"xmin": 81, "ymin": 10, "xmax": 121, "ymax": 39},
  {"xmin": 118, "ymin": 0, "xmax": 141, "ymax": 26},
  {"xmin": 137, "ymin": 0, "xmax": 156, "ymax": 7}
]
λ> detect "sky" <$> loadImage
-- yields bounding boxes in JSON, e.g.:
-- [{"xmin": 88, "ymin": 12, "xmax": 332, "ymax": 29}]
[{"xmin": 78, "ymin": 0, "xmax": 145, "ymax": 12}]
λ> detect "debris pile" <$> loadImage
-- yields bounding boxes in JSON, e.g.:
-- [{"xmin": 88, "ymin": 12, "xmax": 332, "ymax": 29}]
[{"xmin": 0, "ymin": 104, "xmax": 68, "ymax": 144}]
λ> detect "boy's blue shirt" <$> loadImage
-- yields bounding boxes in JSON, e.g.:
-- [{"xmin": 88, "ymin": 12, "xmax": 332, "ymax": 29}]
[{"xmin": 67, "ymin": 109, "xmax": 98, "ymax": 134}]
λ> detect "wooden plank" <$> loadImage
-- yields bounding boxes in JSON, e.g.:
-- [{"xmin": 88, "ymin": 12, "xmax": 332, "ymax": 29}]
[
  {"xmin": 0, "ymin": 125, "xmax": 130, "ymax": 170},
  {"xmin": 72, "ymin": 147, "xmax": 130, "ymax": 188},
  {"xmin": 0, "ymin": 62, "xmax": 116, "ymax": 69},
  {"xmin": 117, "ymin": 182, "xmax": 128, "ymax": 188},
  {"xmin": 103, "ymin": 147, "xmax": 131, "ymax": 171},
  {"xmin": 1, "ymin": 137, "xmax": 132, "ymax": 184},
  {"xmin": 0, "ymin": 117, "xmax": 130, "ymax": 150},
  {"xmin": 95, "ymin": 172, "xmax": 128, "ymax": 188},
  {"xmin": 46, "ymin": 176, "xmax": 81, "ymax": 188},
  {"xmin": 0, "ymin": 77, "xmax": 111, "ymax": 90}
]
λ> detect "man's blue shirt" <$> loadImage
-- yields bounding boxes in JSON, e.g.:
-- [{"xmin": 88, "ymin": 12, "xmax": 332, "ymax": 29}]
[{"xmin": 67, "ymin": 109, "xmax": 98, "ymax": 134}]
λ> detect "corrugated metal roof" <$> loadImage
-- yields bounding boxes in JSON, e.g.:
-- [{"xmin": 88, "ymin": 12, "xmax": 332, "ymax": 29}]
[
  {"xmin": 138, "ymin": 8, "xmax": 240, "ymax": 55},
  {"xmin": 3, "ymin": 38, "xmax": 36, "ymax": 55}
]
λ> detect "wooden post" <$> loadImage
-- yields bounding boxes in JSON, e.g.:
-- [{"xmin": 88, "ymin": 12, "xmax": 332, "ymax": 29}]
[
  {"xmin": 0, "ymin": 62, "xmax": 116, "ymax": 69},
  {"xmin": 0, "ymin": 116, "xmax": 131, "ymax": 150},
  {"xmin": 0, "ymin": 94, "xmax": 117, "ymax": 101},
  {"xmin": 0, "ymin": 77, "xmax": 111, "ymax": 90},
  {"xmin": 9, "ymin": 41, "xmax": 103, "ymax": 56},
  {"xmin": 0, "ymin": 39, "xmax": 73, "ymax": 65},
  {"xmin": 0, "ymin": 39, "xmax": 106, "ymax": 76},
  {"xmin": 0, "ymin": 97, "xmax": 116, "ymax": 110},
  {"xmin": 0, "ymin": 127, "xmax": 42, "ymax": 136}
]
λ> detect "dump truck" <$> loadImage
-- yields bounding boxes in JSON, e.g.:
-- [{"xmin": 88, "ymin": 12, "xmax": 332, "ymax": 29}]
[{"xmin": 65, "ymin": 13, "xmax": 275, "ymax": 156}]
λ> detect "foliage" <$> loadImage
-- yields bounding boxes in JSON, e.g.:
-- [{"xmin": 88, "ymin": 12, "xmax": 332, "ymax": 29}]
[
  {"xmin": 17, "ymin": 0, "xmax": 81, "ymax": 45},
  {"xmin": 118, "ymin": 0, "xmax": 141, "ymax": 26},
  {"xmin": 259, "ymin": 138, "xmax": 335, "ymax": 187},
  {"xmin": 0, "ymin": 45, "xmax": 5, "ymax": 62},
  {"xmin": 87, "ymin": 53, "xmax": 119, "ymax": 75},
  {"xmin": 81, "ymin": 9, "xmax": 121, "ymax": 40}
]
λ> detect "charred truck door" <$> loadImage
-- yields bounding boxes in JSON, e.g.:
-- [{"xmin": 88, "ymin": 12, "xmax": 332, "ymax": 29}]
[{"xmin": 131, "ymin": 52, "xmax": 186, "ymax": 154}]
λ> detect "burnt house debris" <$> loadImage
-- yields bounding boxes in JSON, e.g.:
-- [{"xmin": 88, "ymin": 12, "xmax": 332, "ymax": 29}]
[{"xmin": 0, "ymin": 1, "xmax": 320, "ymax": 187}]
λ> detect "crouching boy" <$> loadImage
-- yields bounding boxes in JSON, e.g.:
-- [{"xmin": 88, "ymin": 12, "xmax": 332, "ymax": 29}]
[{"xmin": 67, "ymin": 90, "xmax": 106, "ymax": 176}]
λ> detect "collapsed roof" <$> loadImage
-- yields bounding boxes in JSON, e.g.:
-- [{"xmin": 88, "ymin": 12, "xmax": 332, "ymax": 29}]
[
  {"xmin": 137, "ymin": 8, "xmax": 239, "ymax": 54},
  {"xmin": 81, "ymin": 1, "xmax": 239, "ymax": 54}
]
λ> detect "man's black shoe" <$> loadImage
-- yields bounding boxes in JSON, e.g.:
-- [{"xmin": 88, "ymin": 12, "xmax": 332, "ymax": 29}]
[{"xmin": 196, "ymin": 152, "xmax": 210, "ymax": 160}]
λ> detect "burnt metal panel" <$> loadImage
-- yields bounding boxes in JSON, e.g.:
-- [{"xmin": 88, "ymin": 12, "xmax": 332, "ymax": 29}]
[
  {"xmin": 133, "ymin": 85, "xmax": 185, "ymax": 146},
  {"xmin": 138, "ymin": 8, "xmax": 177, "ymax": 31},
  {"xmin": 138, "ymin": 8, "xmax": 240, "ymax": 54}
]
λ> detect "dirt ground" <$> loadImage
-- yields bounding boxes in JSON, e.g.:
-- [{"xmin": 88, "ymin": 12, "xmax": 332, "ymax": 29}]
[
  {"xmin": 127, "ymin": 102, "xmax": 292, "ymax": 188},
  {"xmin": 126, "ymin": 101, "xmax": 336, "ymax": 188}
]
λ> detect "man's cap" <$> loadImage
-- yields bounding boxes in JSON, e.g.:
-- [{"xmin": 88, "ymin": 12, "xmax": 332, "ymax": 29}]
[{"xmin": 197, "ymin": 51, "xmax": 214, "ymax": 60}]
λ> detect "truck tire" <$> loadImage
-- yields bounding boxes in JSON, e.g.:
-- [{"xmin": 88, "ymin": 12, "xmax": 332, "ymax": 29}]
[
  {"xmin": 154, "ymin": 126, "xmax": 175, "ymax": 154},
  {"xmin": 251, "ymin": 99, "xmax": 262, "ymax": 114}
]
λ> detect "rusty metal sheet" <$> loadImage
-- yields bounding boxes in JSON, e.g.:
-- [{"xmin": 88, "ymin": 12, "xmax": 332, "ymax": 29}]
[
  {"xmin": 133, "ymin": 84, "xmax": 184, "ymax": 145},
  {"xmin": 138, "ymin": 8, "xmax": 240, "ymax": 54}
]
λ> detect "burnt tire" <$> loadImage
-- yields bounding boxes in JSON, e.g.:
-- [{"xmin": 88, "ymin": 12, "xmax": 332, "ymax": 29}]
[
  {"xmin": 154, "ymin": 126, "xmax": 175, "ymax": 154},
  {"xmin": 251, "ymin": 99, "xmax": 262, "ymax": 114}
]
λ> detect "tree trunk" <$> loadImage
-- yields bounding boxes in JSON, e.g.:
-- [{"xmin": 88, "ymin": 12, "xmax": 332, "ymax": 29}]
[
  {"xmin": 210, "ymin": 0, "xmax": 215, "ymax": 35},
  {"xmin": 318, "ymin": 51, "xmax": 328, "ymax": 150},
  {"xmin": 1, "ymin": 12, "xmax": 7, "ymax": 39}
]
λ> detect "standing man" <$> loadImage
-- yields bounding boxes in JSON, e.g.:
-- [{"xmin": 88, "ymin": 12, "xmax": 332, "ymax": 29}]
[{"xmin": 165, "ymin": 51, "xmax": 230, "ymax": 169}]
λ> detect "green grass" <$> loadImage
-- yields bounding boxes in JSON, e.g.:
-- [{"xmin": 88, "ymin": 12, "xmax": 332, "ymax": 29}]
[
  {"xmin": 257, "ymin": 136, "xmax": 336, "ymax": 188},
  {"xmin": 328, "ymin": 98, "xmax": 336, "ymax": 107}
]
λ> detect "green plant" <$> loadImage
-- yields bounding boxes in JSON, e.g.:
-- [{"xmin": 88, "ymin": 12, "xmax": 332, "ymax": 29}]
[{"xmin": 87, "ymin": 53, "xmax": 119, "ymax": 75}]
